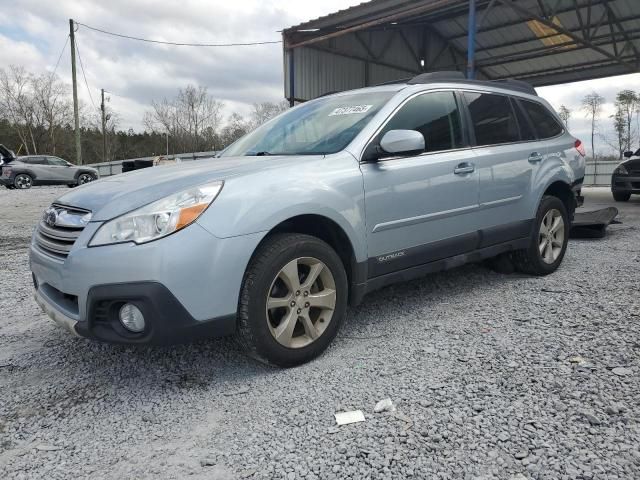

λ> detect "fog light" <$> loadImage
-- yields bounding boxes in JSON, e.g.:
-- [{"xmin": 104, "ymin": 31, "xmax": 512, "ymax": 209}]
[{"xmin": 119, "ymin": 303, "xmax": 145, "ymax": 333}]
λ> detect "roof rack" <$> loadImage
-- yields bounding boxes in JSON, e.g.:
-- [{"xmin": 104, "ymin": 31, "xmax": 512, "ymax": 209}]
[
  {"xmin": 407, "ymin": 71, "xmax": 466, "ymax": 83},
  {"xmin": 404, "ymin": 71, "xmax": 537, "ymax": 96}
]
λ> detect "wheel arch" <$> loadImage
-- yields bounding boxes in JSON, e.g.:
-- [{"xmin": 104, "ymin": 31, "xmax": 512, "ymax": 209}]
[
  {"xmin": 542, "ymin": 180, "xmax": 576, "ymax": 221},
  {"xmin": 251, "ymin": 214, "xmax": 364, "ymax": 305}
]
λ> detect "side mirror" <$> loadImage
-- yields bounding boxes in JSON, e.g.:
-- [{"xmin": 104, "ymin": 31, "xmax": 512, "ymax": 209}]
[
  {"xmin": 379, "ymin": 130, "xmax": 425, "ymax": 155},
  {"xmin": 623, "ymin": 151, "xmax": 634, "ymax": 158}
]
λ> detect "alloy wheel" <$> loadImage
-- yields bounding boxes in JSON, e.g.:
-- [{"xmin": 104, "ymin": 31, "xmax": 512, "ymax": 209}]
[
  {"xmin": 15, "ymin": 174, "xmax": 32, "ymax": 189},
  {"xmin": 539, "ymin": 208, "xmax": 565, "ymax": 264},
  {"xmin": 266, "ymin": 256, "xmax": 337, "ymax": 349},
  {"xmin": 78, "ymin": 173, "xmax": 94, "ymax": 185}
]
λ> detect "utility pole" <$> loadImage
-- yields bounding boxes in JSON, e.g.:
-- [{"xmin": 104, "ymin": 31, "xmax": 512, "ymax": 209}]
[
  {"xmin": 69, "ymin": 19, "xmax": 82, "ymax": 165},
  {"xmin": 101, "ymin": 89, "xmax": 107, "ymax": 162},
  {"xmin": 466, "ymin": 0, "xmax": 477, "ymax": 80}
]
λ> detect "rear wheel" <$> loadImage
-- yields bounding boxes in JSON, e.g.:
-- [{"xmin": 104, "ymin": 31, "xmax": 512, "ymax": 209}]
[
  {"xmin": 512, "ymin": 195, "xmax": 569, "ymax": 276},
  {"xmin": 77, "ymin": 173, "xmax": 96, "ymax": 185},
  {"xmin": 14, "ymin": 174, "xmax": 33, "ymax": 189},
  {"xmin": 613, "ymin": 191, "xmax": 631, "ymax": 202},
  {"xmin": 236, "ymin": 233, "xmax": 348, "ymax": 367}
]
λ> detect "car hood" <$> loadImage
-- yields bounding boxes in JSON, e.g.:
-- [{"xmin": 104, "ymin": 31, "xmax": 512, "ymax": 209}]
[{"xmin": 54, "ymin": 155, "xmax": 307, "ymax": 221}]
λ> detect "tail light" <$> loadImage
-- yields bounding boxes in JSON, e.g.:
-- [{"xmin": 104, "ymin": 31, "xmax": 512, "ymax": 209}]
[{"xmin": 574, "ymin": 139, "xmax": 586, "ymax": 157}]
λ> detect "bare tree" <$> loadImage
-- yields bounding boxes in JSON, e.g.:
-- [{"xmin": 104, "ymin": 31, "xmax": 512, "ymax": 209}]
[
  {"xmin": 558, "ymin": 105, "xmax": 571, "ymax": 129},
  {"xmin": 581, "ymin": 92, "xmax": 605, "ymax": 160},
  {"xmin": 144, "ymin": 85, "xmax": 224, "ymax": 153},
  {"xmin": 219, "ymin": 112, "xmax": 249, "ymax": 147},
  {"xmin": 249, "ymin": 101, "xmax": 289, "ymax": 129},
  {"xmin": 0, "ymin": 66, "xmax": 74, "ymax": 155},
  {"xmin": 32, "ymin": 72, "xmax": 73, "ymax": 154},
  {"xmin": 615, "ymin": 90, "xmax": 639, "ymax": 153},
  {"xmin": 0, "ymin": 66, "xmax": 37, "ymax": 153}
]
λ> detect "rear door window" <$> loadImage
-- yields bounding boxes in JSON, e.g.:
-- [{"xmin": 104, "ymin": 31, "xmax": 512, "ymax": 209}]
[
  {"xmin": 47, "ymin": 157, "xmax": 67, "ymax": 166},
  {"xmin": 464, "ymin": 92, "xmax": 520, "ymax": 146},
  {"xmin": 519, "ymin": 100, "xmax": 563, "ymax": 139}
]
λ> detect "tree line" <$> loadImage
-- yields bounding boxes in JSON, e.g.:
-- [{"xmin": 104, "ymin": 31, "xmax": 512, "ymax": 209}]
[
  {"xmin": 557, "ymin": 89, "xmax": 640, "ymax": 160},
  {"xmin": 0, "ymin": 65, "xmax": 287, "ymax": 164}
]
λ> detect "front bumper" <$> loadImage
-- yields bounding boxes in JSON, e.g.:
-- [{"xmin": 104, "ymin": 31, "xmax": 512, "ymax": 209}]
[
  {"xmin": 612, "ymin": 175, "xmax": 640, "ymax": 194},
  {"xmin": 30, "ymin": 221, "xmax": 266, "ymax": 344},
  {"xmin": 33, "ymin": 279, "xmax": 235, "ymax": 344}
]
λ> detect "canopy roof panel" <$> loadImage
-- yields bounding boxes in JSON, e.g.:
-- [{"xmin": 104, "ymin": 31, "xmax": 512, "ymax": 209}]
[{"xmin": 282, "ymin": 0, "xmax": 640, "ymax": 101}]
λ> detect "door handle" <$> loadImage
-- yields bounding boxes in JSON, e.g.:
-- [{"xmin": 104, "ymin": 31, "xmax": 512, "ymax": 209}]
[
  {"xmin": 528, "ymin": 152, "xmax": 543, "ymax": 163},
  {"xmin": 454, "ymin": 162, "xmax": 475, "ymax": 175}
]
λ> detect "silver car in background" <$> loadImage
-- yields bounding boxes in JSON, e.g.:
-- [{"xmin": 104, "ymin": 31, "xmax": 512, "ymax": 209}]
[
  {"xmin": 1, "ymin": 155, "xmax": 98, "ymax": 189},
  {"xmin": 29, "ymin": 72, "xmax": 585, "ymax": 367}
]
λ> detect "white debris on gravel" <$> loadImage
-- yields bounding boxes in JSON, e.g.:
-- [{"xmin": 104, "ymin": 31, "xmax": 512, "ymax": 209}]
[
  {"xmin": 1, "ymin": 186, "xmax": 639, "ymax": 479},
  {"xmin": 373, "ymin": 398, "xmax": 396, "ymax": 413},
  {"xmin": 335, "ymin": 410, "xmax": 366, "ymax": 426}
]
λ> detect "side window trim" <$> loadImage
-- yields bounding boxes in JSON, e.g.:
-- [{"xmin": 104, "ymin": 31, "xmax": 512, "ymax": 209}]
[
  {"xmin": 509, "ymin": 96, "xmax": 539, "ymax": 143},
  {"xmin": 360, "ymin": 89, "xmax": 470, "ymax": 163}
]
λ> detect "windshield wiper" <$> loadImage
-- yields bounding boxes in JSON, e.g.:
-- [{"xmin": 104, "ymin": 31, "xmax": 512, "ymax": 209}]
[{"xmin": 246, "ymin": 151, "xmax": 272, "ymax": 156}]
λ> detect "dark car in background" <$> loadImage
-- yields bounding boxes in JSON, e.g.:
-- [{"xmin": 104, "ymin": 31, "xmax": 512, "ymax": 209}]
[
  {"xmin": 0, "ymin": 152, "xmax": 98, "ymax": 189},
  {"xmin": 612, "ymin": 149, "xmax": 640, "ymax": 201}
]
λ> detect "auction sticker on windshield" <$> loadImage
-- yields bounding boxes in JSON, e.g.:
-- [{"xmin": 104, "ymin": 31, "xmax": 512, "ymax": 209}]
[{"xmin": 329, "ymin": 105, "xmax": 373, "ymax": 116}]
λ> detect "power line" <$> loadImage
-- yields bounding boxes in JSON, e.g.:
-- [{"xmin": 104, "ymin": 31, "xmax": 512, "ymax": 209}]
[
  {"xmin": 75, "ymin": 21, "xmax": 282, "ymax": 47},
  {"xmin": 51, "ymin": 35, "xmax": 69, "ymax": 78},
  {"xmin": 74, "ymin": 38, "xmax": 97, "ymax": 110}
]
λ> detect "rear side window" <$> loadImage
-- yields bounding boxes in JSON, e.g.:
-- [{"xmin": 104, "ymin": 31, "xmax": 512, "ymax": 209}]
[
  {"xmin": 381, "ymin": 91, "xmax": 463, "ymax": 152},
  {"xmin": 464, "ymin": 92, "xmax": 519, "ymax": 146},
  {"xmin": 520, "ymin": 100, "xmax": 563, "ymax": 139},
  {"xmin": 47, "ymin": 157, "xmax": 67, "ymax": 166}
]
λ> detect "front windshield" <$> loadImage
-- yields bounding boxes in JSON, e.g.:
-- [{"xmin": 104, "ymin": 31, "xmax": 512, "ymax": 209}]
[{"xmin": 221, "ymin": 91, "xmax": 395, "ymax": 157}]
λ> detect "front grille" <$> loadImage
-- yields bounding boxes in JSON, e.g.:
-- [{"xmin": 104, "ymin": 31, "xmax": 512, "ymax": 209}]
[{"xmin": 35, "ymin": 204, "xmax": 91, "ymax": 259}]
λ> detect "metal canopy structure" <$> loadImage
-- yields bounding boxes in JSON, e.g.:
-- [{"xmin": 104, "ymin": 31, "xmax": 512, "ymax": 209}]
[{"xmin": 282, "ymin": 0, "xmax": 640, "ymax": 104}]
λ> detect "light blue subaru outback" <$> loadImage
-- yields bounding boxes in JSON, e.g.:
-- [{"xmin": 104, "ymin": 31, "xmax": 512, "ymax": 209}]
[{"xmin": 30, "ymin": 72, "xmax": 585, "ymax": 366}]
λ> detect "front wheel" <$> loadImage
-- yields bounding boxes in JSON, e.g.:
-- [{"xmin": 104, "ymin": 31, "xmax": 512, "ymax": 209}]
[
  {"xmin": 236, "ymin": 233, "xmax": 348, "ymax": 367},
  {"xmin": 613, "ymin": 191, "xmax": 631, "ymax": 202},
  {"xmin": 512, "ymin": 195, "xmax": 569, "ymax": 276},
  {"xmin": 14, "ymin": 174, "xmax": 33, "ymax": 189}
]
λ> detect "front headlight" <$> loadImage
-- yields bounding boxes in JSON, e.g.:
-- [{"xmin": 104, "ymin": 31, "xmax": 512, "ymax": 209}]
[
  {"xmin": 89, "ymin": 181, "xmax": 223, "ymax": 246},
  {"xmin": 614, "ymin": 165, "xmax": 629, "ymax": 175}
]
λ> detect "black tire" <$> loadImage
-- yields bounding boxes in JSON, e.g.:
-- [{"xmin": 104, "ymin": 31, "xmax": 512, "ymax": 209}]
[
  {"xmin": 512, "ymin": 195, "xmax": 569, "ymax": 276},
  {"xmin": 236, "ymin": 233, "xmax": 348, "ymax": 367},
  {"xmin": 14, "ymin": 173, "xmax": 33, "ymax": 189},
  {"xmin": 613, "ymin": 191, "xmax": 631, "ymax": 202},
  {"xmin": 77, "ymin": 172, "xmax": 96, "ymax": 186}
]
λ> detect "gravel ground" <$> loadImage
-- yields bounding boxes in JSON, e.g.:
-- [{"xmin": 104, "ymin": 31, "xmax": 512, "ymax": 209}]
[{"xmin": 1, "ymin": 186, "xmax": 639, "ymax": 480}]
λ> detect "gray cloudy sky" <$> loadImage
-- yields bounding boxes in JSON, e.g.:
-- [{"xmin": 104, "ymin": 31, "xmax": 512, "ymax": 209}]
[{"xmin": 1, "ymin": 0, "xmax": 639, "ymax": 155}]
